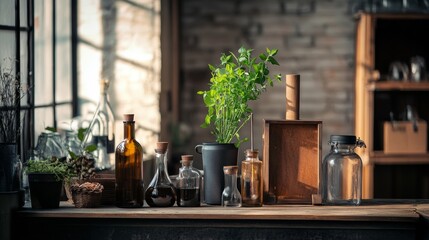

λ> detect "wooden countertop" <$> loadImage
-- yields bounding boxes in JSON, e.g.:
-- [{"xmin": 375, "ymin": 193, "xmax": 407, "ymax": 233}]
[
  {"xmin": 15, "ymin": 201, "xmax": 429, "ymax": 240},
  {"xmin": 16, "ymin": 201, "xmax": 427, "ymax": 222}
]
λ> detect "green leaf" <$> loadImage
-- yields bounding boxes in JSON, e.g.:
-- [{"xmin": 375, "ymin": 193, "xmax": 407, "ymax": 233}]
[
  {"xmin": 45, "ymin": 126, "xmax": 56, "ymax": 132},
  {"xmin": 208, "ymin": 64, "xmax": 216, "ymax": 72},
  {"xmin": 267, "ymin": 56, "xmax": 279, "ymax": 65},
  {"xmin": 85, "ymin": 144, "xmax": 97, "ymax": 153},
  {"xmin": 68, "ymin": 150, "xmax": 77, "ymax": 160},
  {"xmin": 197, "ymin": 90, "xmax": 204, "ymax": 95},
  {"xmin": 77, "ymin": 128, "xmax": 87, "ymax": 142}
]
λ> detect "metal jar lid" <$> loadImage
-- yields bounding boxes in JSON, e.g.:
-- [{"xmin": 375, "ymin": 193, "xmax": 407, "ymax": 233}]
[{"xmin": 329, "ymin": 135, "xmax": 356, "ymax": 144}]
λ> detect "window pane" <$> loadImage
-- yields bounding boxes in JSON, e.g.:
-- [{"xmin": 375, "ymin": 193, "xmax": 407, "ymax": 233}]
[
  {"xmin": 20, "ymin": 32, "xmax": 30, "ymax": 107},
  {"xmin": 34, "ymin": 0, "xmax": 53, "ymax": 105},
  {"xmin": 0, "ymin": 0, "xmax": 14, "ymax": 26},
  {"xmin": 0, "ymin": 31, "xmax": 16, "ymax": 62},
  {"xmin": 20, "ymin": 0, "xmax": 28, "ymax": 27},
  {"xmin": 55, "ymin": 0, "xmax": 71, "ymax": 103},
  {"xmin": 34, "ymin": 107, "xmax": 53, "ymax": 140},
  {"xmin": 56, "ymin": 104, "xmax": 72, "ymax": 130}
]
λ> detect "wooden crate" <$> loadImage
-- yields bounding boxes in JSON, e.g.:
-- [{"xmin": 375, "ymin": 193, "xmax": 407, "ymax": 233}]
[{"xmin": 263, "ymin": 120, "xmax": 322, "ymax": 204}]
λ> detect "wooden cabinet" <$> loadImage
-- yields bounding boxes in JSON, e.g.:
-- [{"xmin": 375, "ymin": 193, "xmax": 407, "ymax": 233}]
[{"xmin": 355, "ymin": 13, "xmax": 429, "ymax": 199}]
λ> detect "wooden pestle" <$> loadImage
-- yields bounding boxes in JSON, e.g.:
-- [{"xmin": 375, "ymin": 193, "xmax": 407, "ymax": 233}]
[{"xmin": 285, "ymin": 74, "xmax": 300, "ymax": 120}]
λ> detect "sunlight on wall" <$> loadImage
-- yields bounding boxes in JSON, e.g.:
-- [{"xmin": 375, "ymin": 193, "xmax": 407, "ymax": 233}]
[{"xmin": 78, "ymin": 0, "xmax": 161, "ymax": 158}]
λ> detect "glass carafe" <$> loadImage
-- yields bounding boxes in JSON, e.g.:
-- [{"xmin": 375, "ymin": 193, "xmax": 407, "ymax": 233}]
[
  {"xmin": 145, "ymin": 142, "xmax": 176, "ymax": 207},
  {"xmin": 241, "ymin": 149, "xmax": 263, "ymax": 207},
  {"xmin": 322, "ymin": 135, "xmax": 365, "ymax": 206},
  {"xmin": 176, "ymin": 155, "xmax": 201, "ymax": 207},
  {"xmin": 115, "ymin": 114, "xmax": 144, "ymax": 208},
  {"xmin": 222, "ymin": 165, "xmax": 241, "ymax": 207},
  {"xmin": 82, "ymin": 79, "xmax": 115, "ymax": 171}
]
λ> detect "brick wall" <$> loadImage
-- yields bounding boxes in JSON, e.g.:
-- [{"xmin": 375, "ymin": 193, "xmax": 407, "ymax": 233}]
[{"xmin": 178, "ymin": 0, "xmax": 356, "ymax": 169}]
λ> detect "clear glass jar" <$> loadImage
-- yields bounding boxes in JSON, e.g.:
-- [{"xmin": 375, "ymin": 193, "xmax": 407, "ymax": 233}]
[
  {"xmin": 322, "ymin": 135, "xmax": 366, "ymax": 206},
  {"xmin": 222, "ymin": 165, "xmax": 241, "ymax": 207},
  {"xmin": 241, "ymin": 149, "xmax": 263, "ymax": 207},
  {"xmin": 176, "ymin": 155, "xmax": 201, "ymax": 207},
  {"xmin": 145, "ymin": 142, "xmax": 176, "ymax": 207},
  {"xmin": 37, "ymin": 132, "xmax": 66, "ymax": 160}
]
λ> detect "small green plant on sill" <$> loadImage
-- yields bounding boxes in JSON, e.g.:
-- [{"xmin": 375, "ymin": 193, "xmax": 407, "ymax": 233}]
[
  {"xmin": 198, "ymin": 47, "xmax": 281, "ymax": 147},
  {"xmin": 25, "ymin": 158, "xmax": 75, "ymax": 182}
]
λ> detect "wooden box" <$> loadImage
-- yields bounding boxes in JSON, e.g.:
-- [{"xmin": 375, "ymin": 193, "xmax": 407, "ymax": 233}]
[
  {"xmin": 263, "ymin": 120, "xmax": 322, "ymax": 204},
  {"xmin": 383, "ymin": 121, "xmax": 427, "ymax": 154}
]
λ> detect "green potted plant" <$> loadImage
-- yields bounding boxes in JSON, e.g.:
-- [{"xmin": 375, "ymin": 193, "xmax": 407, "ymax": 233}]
[
  {"xmin": 196, "ymin": 46, "xmax": 281, "ymax": 204},
  {"xmin": 25, "ymin": 158, "xmax": 74, "ymax": 209},
  {"xmin": 65, "ymin": 128, "xmax": 105, "ymax": 208}
]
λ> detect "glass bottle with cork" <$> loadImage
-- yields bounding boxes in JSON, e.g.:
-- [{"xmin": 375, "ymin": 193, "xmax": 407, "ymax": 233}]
[
  {"xmin": 115, "ymin": 114, "xmax": 144, "ymax": 208},
  {"xmin": 241, "ymin": 113, "xmax": 263, "ymax": 207},
  {"xmin": 145, "ymin": 142, "xmax": 176, "ymax": 207},
  {"xmin": 82, "ymin": 79, "xmax": 115, "ymax": 171},
  {"xmin": 176, "ymin": 154, "xmax": 201, "ymax": 207}
]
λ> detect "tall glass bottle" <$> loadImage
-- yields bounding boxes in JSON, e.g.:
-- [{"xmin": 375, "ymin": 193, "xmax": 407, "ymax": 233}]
[
  {"xmin": 83, "ymin": 79, "xmax": 115, "ymax": 171},
  {"xmin": 241, "ymin": 149, "xmax": 263, "ymax": 207},
  {"xmin": 322, "ymin": 135, "xmax": 365, "ymax": 206},
  {"xmin": 115, "ymin": 114, "xmax": 143, "ymax": 208},
  {"xmin": 176, "ymin": 155, "xmax": 201, "ymax": 207},
  {"xmin": 222, "ymin": 165, "xmax": 241, "ymax": 207},
  {"xmin": 145, "ymin": 142, "xmax": 176, "ymax": 207}
]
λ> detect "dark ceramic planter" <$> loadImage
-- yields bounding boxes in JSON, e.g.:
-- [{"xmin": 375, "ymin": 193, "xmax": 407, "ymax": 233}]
[
  {"xmin": 195, "ymin": 143, "xmax": 238, "ymax": 205},
  {"xmin": 28, "ymin": 173, "xmax": 63, "ymax": 209},
  {"xmin": 0, "ymin": 144, "xmax": 17, "ymax": 192}
]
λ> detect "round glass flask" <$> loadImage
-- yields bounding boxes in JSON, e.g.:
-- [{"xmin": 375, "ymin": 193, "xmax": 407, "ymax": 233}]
[{"xmin": 322, "ymin": 135, "xmax": 365, "ymax": 206}]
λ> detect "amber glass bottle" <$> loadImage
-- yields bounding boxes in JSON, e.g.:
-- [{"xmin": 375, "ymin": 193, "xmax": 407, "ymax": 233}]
[
  {"xmin": 145, "ymin": 142, "xmax": 176, "ymax": 207},
  {"xmin": 241, "ymin": 149, "xmax": 263, "ymax": 207},
  {"xmin": 115, "ymin": 114, "xmax": 144, "ymax": 208}
]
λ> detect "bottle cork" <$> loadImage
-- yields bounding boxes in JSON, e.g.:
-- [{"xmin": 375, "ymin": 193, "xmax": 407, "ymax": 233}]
[
  {"xmin": 181, "ymin": 155, "xmax": 193, "ymax": 166},
  {"xmin": 223, "ymin": 165, "xmax": 238, "ymax": 175},
  {"xmin": 124, "ymin": 114, "xmax": 134, "ymax": 122},
  {"xmin": 155, "ymin": 142, "xmax": 169, "ymax": 153},
  {"xmin": 285, "ymin": 74, "xmax": 300, "ymax": 120},
  {"xmin": 245, "ymin": 149, "xmax": 259, "ymax": 158}
]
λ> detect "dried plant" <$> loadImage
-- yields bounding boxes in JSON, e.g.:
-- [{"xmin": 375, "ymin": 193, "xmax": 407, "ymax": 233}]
[{"xmin": 0, "ymin": 58, "xmax": 28, "ymax": 144}]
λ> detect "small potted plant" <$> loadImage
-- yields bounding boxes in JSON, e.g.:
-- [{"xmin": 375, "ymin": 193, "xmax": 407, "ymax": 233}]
[
  {"xmin": 66, "ymin": 128, "xmax": 104, "ymax": 208},
  {"xmin": 25, "ymin": 158, "xmax": 74, "ymax": 209},
  {"xmin": 196, "ymin": 46, "xmax": 281, "ymax": 204}
]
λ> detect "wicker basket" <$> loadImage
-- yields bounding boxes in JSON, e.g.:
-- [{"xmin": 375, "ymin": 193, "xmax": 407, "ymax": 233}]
[
  {"xmin": 70, "ymin": 182, "xmax": 104, "ymax": 208},
  {"xmin": 72, "ymin": 191, "xmax": 102, "ymax": 208}
]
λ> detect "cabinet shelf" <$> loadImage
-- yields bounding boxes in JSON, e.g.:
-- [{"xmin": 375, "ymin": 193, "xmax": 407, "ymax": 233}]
[
  {"xmin": 371, "ymin": 151, "xmax": 429, "ymax": 165},
  {"xmin": 368, "ymin": 81, "xmax": 429, "ymax": 91}
]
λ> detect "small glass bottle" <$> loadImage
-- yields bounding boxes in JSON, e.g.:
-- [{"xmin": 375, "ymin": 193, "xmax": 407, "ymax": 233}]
[
  {"xmin": 322, "ymin": 135, "xmax": 366, "ymax": 206},
  {"xmin": 241, "ymin": 149, "xmax": 263, "ymax": 207},
  {"xmin": 176, "ymin": 155, "xmax": 201, "ymax": 207},
  {"xmin": 145, "ymin": 142, "xmax": 176, "ymax": 207},
  {"xmin": 115, "ymin": 114, "xmax": 144, "ymax": 208},
  {"xmin": 83, "ymin": 79, "xmax": 115, "ymax": 171},
  {"xmin": 222, "ymin": 165, "xmax": 241, "ymax": 207}
]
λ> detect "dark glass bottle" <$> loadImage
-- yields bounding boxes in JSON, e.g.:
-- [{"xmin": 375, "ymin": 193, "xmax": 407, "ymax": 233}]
[
  {"xmin": 115, "ymin": 114, "xmax": 144, "ymax": 208},
  {"xmin": 176, "ymin": 155, "xmax": 201, "ymax": 207},
  {"xmin": 145, "ymin": 142, "xmax": 176, "ymax": 207}
]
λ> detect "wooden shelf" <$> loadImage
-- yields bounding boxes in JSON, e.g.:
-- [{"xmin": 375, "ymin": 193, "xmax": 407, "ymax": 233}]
[
  {"xmin": 371, "ymin": 151, "xmax": 429, "ymax": 165},
  {"xmin": 368, "ymin": 81, "xmax": 429, "ymax": 91}
]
